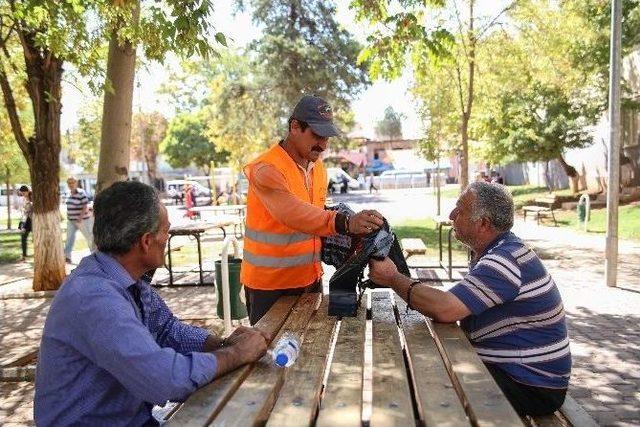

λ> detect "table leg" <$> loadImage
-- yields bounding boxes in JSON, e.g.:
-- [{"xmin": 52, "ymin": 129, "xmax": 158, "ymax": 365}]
[
  {"xmin": 167, "ymin": 234, "xmax": 175, "ymax": 286},
  {"xmin": 448, "ymin": 227, "xmax": 453, "ymax": 280},
  {"xmin": 195, "ymin": 233, "xmax": 204, "ymax": 286},
  {"xmin": 438, "ymin": 223, "xmax": 443, "ymax": 262}
]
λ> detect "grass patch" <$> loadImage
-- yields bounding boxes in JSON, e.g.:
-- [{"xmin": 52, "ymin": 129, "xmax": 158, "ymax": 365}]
[
  {"xmin": 555, "ymin": 203, "xmax": 640, "ymax": 241},
  {"xmin": 394, "ymin": 218, "xmax": 468, "ymax": 261},
  {"xmin": 0, "ymin": 231, "xmax": 29, "ymax": 263}
]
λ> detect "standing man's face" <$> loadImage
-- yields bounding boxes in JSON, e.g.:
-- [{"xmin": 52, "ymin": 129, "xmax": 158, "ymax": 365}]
[
  {"xmin": 290, "ymin": 120, "xmax": 329, "ymax": 163},
  {"xmin": 67, "ymin": 179, "xmax": 77, "ymax": 192}
]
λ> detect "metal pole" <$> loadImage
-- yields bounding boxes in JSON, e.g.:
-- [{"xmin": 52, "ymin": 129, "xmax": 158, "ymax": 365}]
[{"xmin": 605, "ymin": 0, "xmax": 622, "ymax": 288}]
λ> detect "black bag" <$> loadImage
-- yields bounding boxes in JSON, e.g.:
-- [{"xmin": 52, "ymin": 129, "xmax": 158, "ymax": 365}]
[
  {"xmin": 18, "ymin": 218, "xmax": 31, "ymax": 232},
  {"xmin": 327, "ymin": 213, "xmax": 410, "ymax": 317}
]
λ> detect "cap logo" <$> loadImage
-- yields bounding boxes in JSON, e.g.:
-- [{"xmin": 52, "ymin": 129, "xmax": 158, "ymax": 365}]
[{"xmin": 318, "ymin": 103, "xmax": 333, "ymax": 120}]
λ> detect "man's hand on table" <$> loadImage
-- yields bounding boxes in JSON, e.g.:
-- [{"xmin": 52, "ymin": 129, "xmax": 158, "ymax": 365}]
[
  {"xmin": 210, "ymin": 326, "xmax": 271, "ymax": 377},
  {"xmin": 349, "ymin": 209, "xmax": 384, "ymax": 235}
]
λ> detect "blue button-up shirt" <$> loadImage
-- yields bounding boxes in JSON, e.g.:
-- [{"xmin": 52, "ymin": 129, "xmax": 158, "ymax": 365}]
[{"xmin": 34, "ymin": 252, "xmax": 218, "ymax": 426}]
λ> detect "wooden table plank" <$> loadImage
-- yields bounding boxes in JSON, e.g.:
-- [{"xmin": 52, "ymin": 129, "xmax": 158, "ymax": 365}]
[
  {"xmin": 316, "ymin": 293, "xmax": 367, "ymax": 427},
  {"xmin": 370, "ymin": 290, "xmax": 415, "ymax": 426},
  {"xmin": 429, "ymin": 321, "xmax": 524, "ymax": 427},
  {"xmin": 394, "ymin": 295, "xmax": 469, "ymax": 426},
  {"xmin": 211, "ymin": 293, "xmax": 321, "ymax": 427},
  {"xmin": 166, "ymin": 296, "xmax": 300, "ymax": 427},
  {"xmin": 266, "ymin": 299, "xmax": 337, "ymax": 427}
]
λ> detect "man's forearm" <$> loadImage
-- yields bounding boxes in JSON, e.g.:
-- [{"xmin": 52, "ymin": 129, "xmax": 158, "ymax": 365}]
[
  {"xmin": 203, "ymin": 334, "xmax": 225, "ymax": 352},
  {"xmin": 390, "ymin": 275, "xmax": 463, "ymax": 323},
  {"xmin": 212, "ymin": 346, "xmax": 247, "ymax": 378}
]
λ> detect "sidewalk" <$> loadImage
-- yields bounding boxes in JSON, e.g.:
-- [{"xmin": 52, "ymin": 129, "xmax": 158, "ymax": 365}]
[{"xmin": 1, "ymin": 220, "xmax": 640, "ymax": 425}]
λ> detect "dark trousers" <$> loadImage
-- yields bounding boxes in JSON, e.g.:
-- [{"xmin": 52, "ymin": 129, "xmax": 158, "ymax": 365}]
[
  {"xmin": 21, "ymin": 230, "xmax": 30, "ymax": 257},
  {"xmin": 485, "ymin": 363, "xmax": 567, "ymax": 416},
  {"xmin": 244, "ymin": 281, "xmax": 322, "ymax": 325}
]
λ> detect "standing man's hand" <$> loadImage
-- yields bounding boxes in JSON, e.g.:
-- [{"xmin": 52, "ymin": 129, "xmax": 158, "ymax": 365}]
[{"xmin": 348, "ymin": 209, "xmax": 384, "ymax": 235}]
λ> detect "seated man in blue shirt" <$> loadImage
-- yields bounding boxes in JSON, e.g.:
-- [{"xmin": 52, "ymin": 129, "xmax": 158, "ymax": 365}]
[
  {"xmin": 35, "ymin": 181, "xmax": 269, "ymax": 425},
  {"xmin": 368, "ymin": 182, "xmax": 571, "ymax": 416}
]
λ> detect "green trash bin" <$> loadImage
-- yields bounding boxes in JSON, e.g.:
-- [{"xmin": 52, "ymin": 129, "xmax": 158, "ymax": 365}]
[
  {"xmin": 577, "ymin": 200, "xmax": 586, "ymax": 222},
  {"xmin": 215, "ymin": 257, "xmax": 247, "ymax": 320}
]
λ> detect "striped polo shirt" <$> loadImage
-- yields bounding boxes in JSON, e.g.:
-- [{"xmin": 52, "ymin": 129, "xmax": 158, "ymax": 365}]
[
  {"xmin": 449, "ymin": 232, "xmax": 571, "ymax": 389},
  {"xmin": 66, "ymin": 188, "xmax": 91, "ymax": 220}
]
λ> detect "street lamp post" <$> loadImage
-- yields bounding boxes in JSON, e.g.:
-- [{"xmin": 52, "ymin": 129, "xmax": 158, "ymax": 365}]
[{"xmin": 605, "ymin": 0, "xmax": 622, "ymax": 287}]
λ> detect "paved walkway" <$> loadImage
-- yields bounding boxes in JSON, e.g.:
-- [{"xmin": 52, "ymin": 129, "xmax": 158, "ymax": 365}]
[{"xmin": 1, "ymin": 212, "xmax": 640, "ymax": 425}]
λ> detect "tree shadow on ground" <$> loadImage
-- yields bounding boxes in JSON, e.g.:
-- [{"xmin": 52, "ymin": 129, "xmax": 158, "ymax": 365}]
[{"xmin": 565, "ymin": 306, "xmax": 640, "ymax": 424}]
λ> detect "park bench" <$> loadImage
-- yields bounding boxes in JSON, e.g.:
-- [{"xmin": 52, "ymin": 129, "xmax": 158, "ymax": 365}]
[
  {"xmin": 522, "ymin": 195, "xmax": 558, "ymax": 226},
  {"xmin": 525, "ymin": 395, "xmax": 597, "ymax": 427},
  {"xmin": 400, "ymin": 237, "xmax": 427, "ymax": 258},
  {"xmin": 165, "ymin": 287, "xmax": 527, "ymax": 426}
]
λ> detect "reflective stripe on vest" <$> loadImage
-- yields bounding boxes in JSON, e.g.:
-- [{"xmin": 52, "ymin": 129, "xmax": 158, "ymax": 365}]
[
  {"xmin": 243, "ymin": 249, "xmax": 320, "ymax": 268},
  {"xmin": 245, "ymin": 227, "xmax": 313, "ymax": 245}
]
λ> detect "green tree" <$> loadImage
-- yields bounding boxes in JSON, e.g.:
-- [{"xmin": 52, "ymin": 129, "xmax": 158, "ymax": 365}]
[
  {"xmin": 131, "ymin": 111, "xmax": 168, "ymax": 184},
  {"xmin": 63, "ymin": 101, "xmax": 103, "ymax": 175},
  {"xmin": 354, "ymin": 0, "xmax": 514, "ymax": 188},
  {"xmin": 241, "ymin": 0, "xmax": 369, "ymax": 127},
  {"xmin": 97, "ymin": 0, "xmax": 224, "ymax": 192},
  {"xmin": 0, "ymin": 0, "xmax": 107, "ymax": 290},
  {"xmin": 162, "ymin": 110, "xmax": 229, "ymax": 175},
  {"xmin": 481, "ymin": 83, "xmax": 597, "ymax": 190},
  {"xmin": 375, "ymin": 106, "xmax": 404, "ymax": 141}
]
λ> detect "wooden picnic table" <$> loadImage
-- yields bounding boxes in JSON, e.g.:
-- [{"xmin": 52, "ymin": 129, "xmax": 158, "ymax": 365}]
[
  {"xmin": 165, "ymin": 223, "xmax": 218, "ymax": 286},
  {"xmin": 189, "ymin": 205, "xmax": 247, "ymax": 237},
  {"xmin": 166, "ymin": 288, "xmax": 523, "ymax": 426}
]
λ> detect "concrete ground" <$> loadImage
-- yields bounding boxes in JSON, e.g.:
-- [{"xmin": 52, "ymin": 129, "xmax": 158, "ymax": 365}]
[{"xmin": 1, "ymin": 188, "xmax": 639, "ymax": 425}]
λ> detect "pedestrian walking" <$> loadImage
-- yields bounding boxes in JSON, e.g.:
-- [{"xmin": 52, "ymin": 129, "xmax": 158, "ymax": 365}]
[
  {"xmin": 64, "ymin": 177, "xmax": 95, "ymax": 263},
  {"xmin": 18, "ymin": 185, "xmax": 33, "ymax": 261}
]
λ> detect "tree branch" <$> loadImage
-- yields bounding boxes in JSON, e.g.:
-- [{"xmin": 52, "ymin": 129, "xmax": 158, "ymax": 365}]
[
  {"xmin": 0, "ymin": 57, "xmax": 29, "ymax": 159},
  {"xmin": 476, "ymin": 1, "xmax": 518, "ymax": 40}
]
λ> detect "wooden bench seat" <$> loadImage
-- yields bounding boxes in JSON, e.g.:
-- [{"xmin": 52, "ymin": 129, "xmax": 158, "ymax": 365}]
[
  {"xmin": 526, "ymin": 395, "xmax": 597, "ymax": 427},
  {"xmin": 400, "ymin": 237, "xmax": 427, "ymax": 257},
  {"xmin": 522, "ymin": 195, "xmax": 558, "ymax": 226}
]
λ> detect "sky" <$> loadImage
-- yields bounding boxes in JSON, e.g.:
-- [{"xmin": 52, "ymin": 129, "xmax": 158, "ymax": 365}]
[{"xmin": 60, "ymin": 0, "xmax": 423, "ymax": 140}]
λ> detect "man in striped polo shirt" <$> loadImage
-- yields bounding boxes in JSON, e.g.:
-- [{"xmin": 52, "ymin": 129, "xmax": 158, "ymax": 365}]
[
  {"xmin": 64, "ymin": 177, "xmax": 95, "ymax": 263},
  {"xmin": 369, "ymin": 182, "xmax": 571, "ymax": 416}
]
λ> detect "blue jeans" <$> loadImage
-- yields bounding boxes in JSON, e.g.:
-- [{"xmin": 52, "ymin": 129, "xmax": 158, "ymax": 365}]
[{"xmin": 64, "ymin": 217, "xmax": 95, "ymax": 259}]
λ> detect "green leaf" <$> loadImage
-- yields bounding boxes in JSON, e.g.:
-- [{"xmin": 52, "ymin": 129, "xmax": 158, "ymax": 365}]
[{"xmin": 215, "ymin": 32, "xmax": 227, "ymax": 47}]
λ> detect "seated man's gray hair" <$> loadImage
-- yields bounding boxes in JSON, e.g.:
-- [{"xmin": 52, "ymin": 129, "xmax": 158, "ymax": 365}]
[
  {"xmin": 93, "ymin": 181, "xmax": 161, "ymax": 255},
  {"xmin": 466, "ymin": 181, "xmax": 514, "ymax": 233}
]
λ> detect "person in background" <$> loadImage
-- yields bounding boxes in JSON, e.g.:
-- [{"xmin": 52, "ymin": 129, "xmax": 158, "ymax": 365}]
[
  {"xmin": 64, "ymin": 177, "xmax": 95, "ymax": 263},
  {"xmin": 18, "ymin": 185, "xmax": 33, "ymax": 261},
  {"xmin": 368, "ymin": 182, "xmax": 570, "ymax": 416}
]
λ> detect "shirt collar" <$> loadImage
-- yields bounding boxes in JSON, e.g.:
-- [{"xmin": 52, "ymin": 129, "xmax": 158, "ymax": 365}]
[
  {"xmin": 93, "ymin": 251, "xmax": 137, "ymax": 290},
  {"xmin": 471, "ymin": 231, "xmax": 514, "ymax": 267}
]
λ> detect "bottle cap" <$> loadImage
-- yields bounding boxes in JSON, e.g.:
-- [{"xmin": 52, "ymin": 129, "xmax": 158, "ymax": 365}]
[{"xmin": 275, "ymin": 353, "xmax": 289, "ymax": 367}]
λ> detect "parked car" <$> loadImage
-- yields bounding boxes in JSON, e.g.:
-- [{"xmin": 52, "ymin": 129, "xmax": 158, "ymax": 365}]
[
  {"xmin": 166, "ymin": 180, "xmax": 212, "ymax": 201},
  {"xmin": 327, "ymin": 168, "xmax": 360, "ymax": 193}
]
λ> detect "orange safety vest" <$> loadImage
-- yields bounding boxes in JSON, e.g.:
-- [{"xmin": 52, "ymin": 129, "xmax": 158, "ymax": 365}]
[{"xmin": 241, "ymin": 143, "xmax": 327, "ymax": 290}]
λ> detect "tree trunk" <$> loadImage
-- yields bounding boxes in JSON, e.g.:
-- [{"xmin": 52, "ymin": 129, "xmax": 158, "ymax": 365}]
[
  {"xmin": 27, "ymin": 57, "xmax": 66, "ymax": 291},
  {"xmin": 459, "ymin": 0, "xmax": 475, "ymax": 190},
  {"xmin": 96, "ymin": 3, "xmax": 139, "ymax": 193},
  {"xmin": 556, "ymin": 155, "xmax": 579, "ymax": 193},
  {"xmin": 0, "ymin": 31, "xmax": 66, "ymax": 290},
  {"xmin": 460, "ymin": 114, "xmax": 470, "ymax": 190}
]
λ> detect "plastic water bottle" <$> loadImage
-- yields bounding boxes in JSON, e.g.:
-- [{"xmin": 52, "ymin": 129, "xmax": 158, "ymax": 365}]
[{"xmin": 271, "ymin": 332, "xmax": 300, "ymax": 368}]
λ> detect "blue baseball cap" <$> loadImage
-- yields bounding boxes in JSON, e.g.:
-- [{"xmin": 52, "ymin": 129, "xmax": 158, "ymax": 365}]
[{"xmin": 291, "ymin": 95, "xmax": 340, "ymax": 137}]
